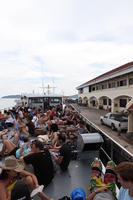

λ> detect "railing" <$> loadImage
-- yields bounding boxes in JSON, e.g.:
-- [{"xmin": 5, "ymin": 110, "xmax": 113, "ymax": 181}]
[{"xmin": 72, "ymin": 104, "xmax": 133, "ymax": 164}]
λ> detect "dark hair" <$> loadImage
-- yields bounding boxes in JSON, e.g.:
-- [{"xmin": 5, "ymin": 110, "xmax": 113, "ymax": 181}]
[
  {"xmin": 11, "ymin": 180, "xmax": 31, "ymax": 200},
  {"xmin": 50, "ymin": 115, "xmax": 53, "ymax": 120},
  {"xmin": 27, "ymin": 114, "xmax": 33, "ymax": 121},
  {"xmin": 31, "ymin": 140, "xmax": 44, "ymax": 150},
  {"xmin": 79, "ymin": 120, "xmax": 85, "ymax": 126},
  {"xmin": 58, "ymin": 134, "xmax": 66, "ymax": 144},
  {"xmin": 115, "ymin": 162, "xmax": 133, "ymax": 183},
  {"xmin": 0, "ymin": 170, "xmax": 8, "ymax": 180}
]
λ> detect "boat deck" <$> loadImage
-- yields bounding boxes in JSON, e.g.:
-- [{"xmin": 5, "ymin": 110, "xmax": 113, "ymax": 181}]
[
  {"xmin": 45, "ymin": 159, "xmax": 91, "ymax": 199},
  {"xmin": 0, "ymin": 132, "xmax": 99, "ymax": 200},
  {"xmin": 40, "ymin": 151, "xmax": 98, "ymax": 200}
]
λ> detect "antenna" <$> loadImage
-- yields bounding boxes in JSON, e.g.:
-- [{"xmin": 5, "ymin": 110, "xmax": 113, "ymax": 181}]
[
  {"xmin": 52, "ymin": 78, "xmax": 55, "ymax": 94},
  {"xmin": 40, "ymin": 84, "xmax": 56, "ymax": 95},
  {"xmin": 41, "ymin": 66, "xmax": 45, "ymax": 95}
]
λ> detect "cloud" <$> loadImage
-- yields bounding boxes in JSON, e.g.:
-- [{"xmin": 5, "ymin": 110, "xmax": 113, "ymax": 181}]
[{"xmin": 0, "ymin": 0, "xmax": 133, "ymax": 96}]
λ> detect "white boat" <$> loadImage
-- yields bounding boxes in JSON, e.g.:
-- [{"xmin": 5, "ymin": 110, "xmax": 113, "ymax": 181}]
[{"xmin": 19, "ymin": 94, "xmax": 63, "ymax": 110}]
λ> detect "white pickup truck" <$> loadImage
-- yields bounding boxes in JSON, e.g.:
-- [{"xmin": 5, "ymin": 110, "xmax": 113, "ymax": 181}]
[{"xmin": 100, "ymin": 112, "xmax": 128, "ymax": 132}]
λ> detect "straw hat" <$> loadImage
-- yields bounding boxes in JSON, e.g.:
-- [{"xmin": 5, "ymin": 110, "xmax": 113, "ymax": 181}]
[{"xmin": 0, "ymin": 156, "xmax": 24, "ymax": 171}]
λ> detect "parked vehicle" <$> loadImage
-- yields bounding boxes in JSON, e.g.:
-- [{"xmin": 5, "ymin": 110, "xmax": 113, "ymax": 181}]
[{"xmin": 100, "ymin": 112, "xmax": 128, "ymax": 132}]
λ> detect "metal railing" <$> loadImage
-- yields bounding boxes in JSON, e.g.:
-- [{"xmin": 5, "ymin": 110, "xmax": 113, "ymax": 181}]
[{"xmin": 72, "ymin": 104, "xmax": 133, "ymax": 164}]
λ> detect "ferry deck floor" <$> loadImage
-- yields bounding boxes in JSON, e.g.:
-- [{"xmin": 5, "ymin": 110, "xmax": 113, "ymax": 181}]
[
  {"xmin": 44, "ymin": 158, "xmax": 92, "ymax": 199},
  {"xmin": 0, "ymin": 135, "xmax": 98, "ymax": 200}
]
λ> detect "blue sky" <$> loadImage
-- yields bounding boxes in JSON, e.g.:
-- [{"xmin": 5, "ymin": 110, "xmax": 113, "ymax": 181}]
[{"xmin": 0, "ymin": 0, "xmax": 133, "ymax": 96}]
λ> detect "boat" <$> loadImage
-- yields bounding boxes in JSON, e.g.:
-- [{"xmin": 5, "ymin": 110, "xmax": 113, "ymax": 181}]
[
  {"xmin": 16, "ymin": 94, "xmax": 64, "ymax": 111},
  {"xmin": 43, "ymin": 107, "xmax": 133, "ymax": 199},
  {"xmin": 1, "ymin": 102, "xmax": 133, "ymax": 199}
]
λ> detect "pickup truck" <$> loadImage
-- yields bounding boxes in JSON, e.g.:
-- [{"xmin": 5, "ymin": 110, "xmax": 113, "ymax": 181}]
[{"xmin": 100, "ymin": 112, "xmax": 128, "ymax": 132}]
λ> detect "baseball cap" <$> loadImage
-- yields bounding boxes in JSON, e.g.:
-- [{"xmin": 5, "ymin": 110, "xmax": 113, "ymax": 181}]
[{"xmin": 71, "ymin": 188, "xmax": 86, "ymax": 200}]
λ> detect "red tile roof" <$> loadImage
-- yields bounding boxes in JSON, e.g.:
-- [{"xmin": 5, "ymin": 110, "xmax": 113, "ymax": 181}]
[{"xmin": 77, "ymin": 61, "xmax": 133, "ymax": 89}]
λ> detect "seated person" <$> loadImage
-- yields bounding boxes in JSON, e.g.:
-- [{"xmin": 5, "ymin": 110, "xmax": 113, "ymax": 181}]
[
  {"xmin": 11, "ymin": 180, "xmax": 50, "ymax": 200},
  {"xmin": 0, "ymin": 135, "xmax": 31, "ymax": 159},
  {"xmin": 71, "ymin": 188, "xmax": 86, "ymax": 200},
  {"xmin": 87, "ymin": 158, "xmax": 116, "ymax": 200},
  {"xmin": 114, "ymin": 161, "xmax": 133, "ymax": 200},
  {"xmin": 5, "ymin": 111, "xmax": 15, "ymax": 128},
  {"xmin": 0, "ymin": 135, "xmax": 18, "ymax": 157},
  {"xmin": 16, "ymin": 142, "xmax": 31, "ymax": 159},
  {"xmin": 50, "ymin": 120, "xmax": 59, "ymax": 132},
  {"xmin": 18, "ymin": 123, "xmax": 29, "ymax": 141},
  {"xmin": 78, "ymin": 120, "xmax": 88, "ymax": 134},
  {"xmin": 58, "ymin": 188, "xmax": 86, "ymax": 200},
  {"xmin": 49, "ymin": 131, "xmax": 62, "ymax": 150},
  {"xmin": 22, "ymin": 140, "xmax": 54, "ymax": 187},
  {"xmin": 53, "ymin": 134, "xmax": 71, "ymax": 171},
  {"xmin": 0, "ymin": 155, "xmax": 38, "ymax": 200},
  {"xmin": 26, "ymin": 115, "xmax": 35, "ymax": 136}
]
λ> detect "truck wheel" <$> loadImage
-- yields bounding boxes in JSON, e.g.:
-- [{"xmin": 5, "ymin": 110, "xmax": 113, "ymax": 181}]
[
  {"xmin": 101, "ymin": 119, "xmax": 104, "ymax": 125},
  {"xmin": 111, "ymin": 123, "xmax": 115, "ymax": 130}
]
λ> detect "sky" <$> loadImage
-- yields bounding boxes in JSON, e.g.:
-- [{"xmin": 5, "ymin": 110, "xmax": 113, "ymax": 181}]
[{"xmin": 0, "ymin": 0, "xmax": 133, "ymax": 97}]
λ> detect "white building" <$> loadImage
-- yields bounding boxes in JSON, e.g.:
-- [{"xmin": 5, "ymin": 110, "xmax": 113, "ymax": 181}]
[{"xmin": 76, "ymin": 61, "xmax": 133, "ymax": 113}]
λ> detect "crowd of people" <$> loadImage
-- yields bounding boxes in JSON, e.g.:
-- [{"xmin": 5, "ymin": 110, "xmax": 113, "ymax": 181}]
[{"xmin": 0, "ymin": 104, "xmax": 132, "ymax": 200}]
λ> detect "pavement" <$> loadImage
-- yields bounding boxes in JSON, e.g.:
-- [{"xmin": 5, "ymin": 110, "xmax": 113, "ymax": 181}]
[{"xmin": 72, "ymin": 104, "xmax": 133, "ymax": 156}]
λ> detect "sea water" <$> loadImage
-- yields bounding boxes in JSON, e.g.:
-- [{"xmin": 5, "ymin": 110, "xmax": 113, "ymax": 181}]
[{"xmin": 0, "ymin": 98, "xmax": 16, "ymax": 110}]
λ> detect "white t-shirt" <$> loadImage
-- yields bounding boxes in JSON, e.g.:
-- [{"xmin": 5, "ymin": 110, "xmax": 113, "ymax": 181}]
[
  {"xmin": 118, "ymin": 187, "xmax": 133, "ymax": 200},
  {"xmin": 94, "ymin": 190, "xmax": 115, "ymax": 200},
  {"xmin": 18, "ymin": 110, "xmax": 24, "ymax": 119},
  {"xmin": 32, "ymin": 115, "xmax": 38, "ymax": 127}
]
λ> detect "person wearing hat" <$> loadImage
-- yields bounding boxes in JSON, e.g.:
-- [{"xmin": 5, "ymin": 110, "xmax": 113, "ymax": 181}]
[
  {"xmin": 0, "ymin": 155, "xmax": 39, "ymax": 200},
  {"xmin": 71, "ymin": 188, "xmax": 86, "ymax": 200}
]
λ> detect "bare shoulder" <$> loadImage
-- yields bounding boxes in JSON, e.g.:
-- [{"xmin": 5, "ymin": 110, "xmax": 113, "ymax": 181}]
[{"xmin": 0, "ymin": 181, "xmax": 7, "ymax": 200}]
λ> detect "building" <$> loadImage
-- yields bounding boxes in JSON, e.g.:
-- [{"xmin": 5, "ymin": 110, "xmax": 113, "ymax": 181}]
[{"xmin": 76, "ymin": 61, "xmax": 133, "ymax": 113}]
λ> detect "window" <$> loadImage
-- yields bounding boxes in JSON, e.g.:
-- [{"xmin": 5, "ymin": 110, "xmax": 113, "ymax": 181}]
[
  {"xmin": 108, "ymin": 82, "xmax": 116, "ymax": 88},
  {"xmin": 117, "ymin": 79, "xmax": 127, "ymax": 87},
  {"xmin": 120, "ymin": 79, "xmax": 127, "ymax": 86},
  {"xmin": 119, "ymin": 99, "xmax": 127, "ymax": 107},
  {"xmin": 92, "ymin": 87, "xmax": 95, "ymax": 91},
  {"xmin": 109, "ymin": 99, "xmax": 112, "ymax": 106},
  {"xmin": 129, "ymin": 78, "xmax": 133, "ymax": 85},
  {"xmin": 80, "ymin": 89, "xmax": 83, "ymax": 94},
  {"xmin": 103, "ymin": 99, "xmax": 107, "ymax": 105},
  {"xmin": 112, "ymin": 82, "xmax": 116, "ymax": 88},
  {"xmin": 30, "ymin": 98, "xmax": 43, "ymax": 103},
  {"xmin": 89, "ymin": 86, "xmax": 91, "ymax": 92},
  {"xmin": 96, "ymin": 86, "xmax": 99, "ymax": 90},
  {"xmin": 50, "ymin": 97, "xmax": 62, "ymax": 104},
  {"xmin": 102, "ymin": 84, "xmax": 107, "ymax": 89}
]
